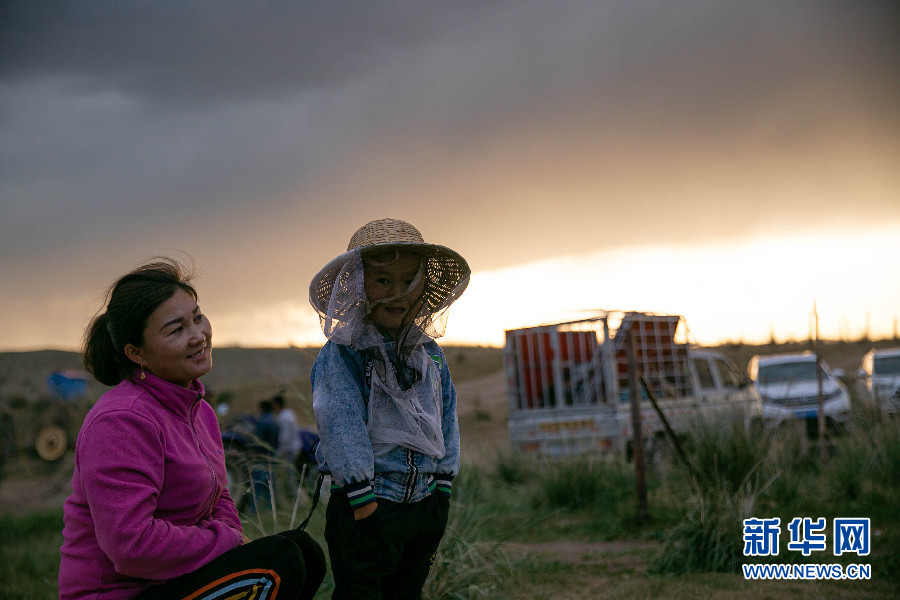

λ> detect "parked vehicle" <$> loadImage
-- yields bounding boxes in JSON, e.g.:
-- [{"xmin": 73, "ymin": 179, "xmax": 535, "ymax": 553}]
[
  {"xmin": 0, "ymin": 395, "xmax": 87, "ymax": 466},
  {"xmin": 860, "ymin": 347, "xmax": 900, "ymax": 414},
  {"xmin": 747, "ymin": 352, "xmax": 851, "ymax": 429},
  {"xmin": 505, "ymin": 311, "xmax": 761, "ymax": 457},
  {"xmin": 0, "ymin": 370, "xmax": 93, "ymax": 483}
]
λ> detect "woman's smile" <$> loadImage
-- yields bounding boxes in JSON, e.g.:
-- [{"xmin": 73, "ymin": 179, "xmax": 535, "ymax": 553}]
[{"xmin": 127, "ymin": 288, "xmax": 213, "ymax": 387}]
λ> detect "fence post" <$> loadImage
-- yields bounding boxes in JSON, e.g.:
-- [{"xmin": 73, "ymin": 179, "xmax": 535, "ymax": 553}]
[
  {"xmin": 813, "ymin": 305, "xmax": 828, "ymax": 464},
  {"xmin": 626, "ymin": 328, "xmax": 648, "ymax": 522}
]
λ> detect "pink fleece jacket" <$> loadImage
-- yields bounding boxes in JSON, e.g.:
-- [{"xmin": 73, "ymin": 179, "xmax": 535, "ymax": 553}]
[{"xmin": 59, "ymin": 373, "xmax": 243, "ymax": 600}]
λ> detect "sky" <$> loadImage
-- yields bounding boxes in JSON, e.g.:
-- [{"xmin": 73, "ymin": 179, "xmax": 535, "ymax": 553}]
[{"xmin": 2, "ymin": 1, "xmax": 899, "ymax": 353}]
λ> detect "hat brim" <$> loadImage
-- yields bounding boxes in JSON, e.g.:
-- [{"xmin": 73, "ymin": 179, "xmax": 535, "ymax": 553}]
[{"xmin": 309, "ymin": 242, "xmax": 470, "ymax": 316}]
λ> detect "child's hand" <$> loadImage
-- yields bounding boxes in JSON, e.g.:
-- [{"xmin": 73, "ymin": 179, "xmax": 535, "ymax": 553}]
[{"xmin": 353, "ymin": 502, "xmax": 378, "ymax": 520}]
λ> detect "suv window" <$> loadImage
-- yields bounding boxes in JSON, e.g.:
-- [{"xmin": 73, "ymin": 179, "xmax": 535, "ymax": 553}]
[{"xmin": 874, "ymin": 355, "xmax": 900, "ymax": 375}]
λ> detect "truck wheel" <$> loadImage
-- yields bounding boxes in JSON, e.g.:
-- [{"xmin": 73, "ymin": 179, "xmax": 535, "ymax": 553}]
[{"xmin": 35, "ymin": 424, "xmax": 68, "ymax": 462}]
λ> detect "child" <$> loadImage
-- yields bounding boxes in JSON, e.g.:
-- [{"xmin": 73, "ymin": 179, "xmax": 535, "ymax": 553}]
[{"xmin": 308, "ymin": 218, "xmax": 470, "ymax": 599}]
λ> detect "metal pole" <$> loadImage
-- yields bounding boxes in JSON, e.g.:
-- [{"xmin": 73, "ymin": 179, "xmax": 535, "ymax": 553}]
[
  {"xmin": 626, "ymin": 328, "xmax": 648, "ymax": 521},
  {"xmin": 640, "ymin": 375, "xmax": 701, "ymax": 486},
  {"xmin": 814, "ymin": 303, "xmax": 827, "ymax": 463}
]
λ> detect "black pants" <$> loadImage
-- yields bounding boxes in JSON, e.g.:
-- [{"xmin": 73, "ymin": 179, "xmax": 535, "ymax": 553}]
[
  {"xmin": 136, "ymin": 529, "xmax": 325, "ymax": 600},
  {"xmin": 325, "ymin": 492, "xmax": 450, "ymax": 600}
]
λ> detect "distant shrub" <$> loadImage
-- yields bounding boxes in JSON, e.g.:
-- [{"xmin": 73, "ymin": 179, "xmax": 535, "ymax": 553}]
[
  {"xmin": 868, "ymin": 418, "xmax": 900, "ymax": 490},
  {"xmin": 424, "ymin": 468, "xmax": 518, "ymax": 600},
  {"xmin": 495, "ymin": 451, "xmax": 533, "ymax": 486},
  {"xmin": 529, "ymin": 454, "xmax": 632, "ymax": 512},
  {"xmin": 757, "ymin": 427, "xmax": 815, "ymax": 509},
  {"xmin": 652, "ymin": 418, "xmax": 770, "ymax": 574},
  {"xmin": 828, "ymin": 413, "xmax": 900, "ymax": 502},
  {"xmin": 677, "ymin": 417, "xmax": 768, "ymax": 495},
  {"xmin": 651, "ymin": 481, "xmax": 757, "ymax": 574}
]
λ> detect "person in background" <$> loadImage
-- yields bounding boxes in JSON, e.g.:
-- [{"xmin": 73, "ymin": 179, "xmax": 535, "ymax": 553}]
[
  {"xmin": 272, "ymin": 392, "xmax": 302, "ymax": 491},
  {"xmin": 255, "ymin": 399, "xmax": 281, "ymax": 455},
  {"xmin": 59, "ymin": 257, "xmax": 324, "ymax": 600},
  {"xmin": 248, "ymin": 398, "xmax": 280, "ymax": 510},
  {"xmin": 308, "ymin": 218, "xmax": 470, "ymax": 599}
]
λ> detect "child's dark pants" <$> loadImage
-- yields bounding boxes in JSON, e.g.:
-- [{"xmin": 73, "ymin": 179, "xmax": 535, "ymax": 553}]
[{"xmin": 325, "ymin": 491, "xmax": 450, "ymax": 600}]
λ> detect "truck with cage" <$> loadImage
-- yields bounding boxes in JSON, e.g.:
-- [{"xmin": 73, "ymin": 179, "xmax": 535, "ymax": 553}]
[{"xmin": 504, "ymin": 311, "xmax": 761, "ymax": 457}]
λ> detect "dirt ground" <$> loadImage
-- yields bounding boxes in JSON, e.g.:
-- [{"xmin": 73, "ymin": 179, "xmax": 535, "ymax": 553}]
[
  {"xmin": 455, "ymin": 370, "xmax": 513, "ymax": 458},
  {"xmin": 0, "ymin": 452, "xmax": 74, "ymax": 516}
]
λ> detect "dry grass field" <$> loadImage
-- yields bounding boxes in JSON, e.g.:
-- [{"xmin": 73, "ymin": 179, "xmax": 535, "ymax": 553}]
[
  {"xmin": 2, "ymin": 337, "xmax": 893, "ymax": 454},
  {"xmin": 0, "ymin": 345, "xmax": 508, "ymax": 515}
]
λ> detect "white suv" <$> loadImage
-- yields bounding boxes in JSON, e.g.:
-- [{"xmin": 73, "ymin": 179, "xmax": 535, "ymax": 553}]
[
  {"xmin": 747, "ymin": 352, "xmax": 851, "ymax": 427},
  {"xmin": 860, "ymin": 347, "xmax": 900, "ymax": 414}
]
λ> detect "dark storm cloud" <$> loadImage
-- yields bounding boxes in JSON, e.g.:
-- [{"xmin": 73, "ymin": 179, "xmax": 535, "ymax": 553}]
[
  {"xmin": 0, "ymin": 1, "xmax": 501, "ymax": 104},
  {"xmin": 0, "ymin": 1, "xmax": 507, "ymax": 258},
  {"xmin": 1, "ymin": 0, "xmax": 898, "ymax": 349}
]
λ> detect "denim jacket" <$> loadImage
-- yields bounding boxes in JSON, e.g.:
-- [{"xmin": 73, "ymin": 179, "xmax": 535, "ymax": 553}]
[{"xmin": 312, "ymin": 337, "xmax": 459, "ymax": 508}]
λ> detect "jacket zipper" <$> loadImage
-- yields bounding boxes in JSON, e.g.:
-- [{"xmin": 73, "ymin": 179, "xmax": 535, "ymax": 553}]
[
  {"xmin": 403, "ymin": 448, "xmax": 418, "ymax": 503},
  {"xmin": 190, "ymin": 394, "xmax": 218, "ymax": 516}
]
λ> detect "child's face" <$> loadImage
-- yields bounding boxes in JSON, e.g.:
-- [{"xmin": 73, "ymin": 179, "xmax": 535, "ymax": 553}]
[{"xmin": 364, "ymin": 250, "xmax": 425, "ymax": 338}]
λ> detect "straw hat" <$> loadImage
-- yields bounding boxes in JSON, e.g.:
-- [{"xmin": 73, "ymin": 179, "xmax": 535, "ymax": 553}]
[{"xmin": 309, "ymin": 218, "xmax": 470, "ymax": 316}]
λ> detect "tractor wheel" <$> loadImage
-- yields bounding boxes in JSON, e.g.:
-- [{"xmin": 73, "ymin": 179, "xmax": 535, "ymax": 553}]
[{"xmin": 35, "ymin": 424, "xmax": 68, "ymax": 462}]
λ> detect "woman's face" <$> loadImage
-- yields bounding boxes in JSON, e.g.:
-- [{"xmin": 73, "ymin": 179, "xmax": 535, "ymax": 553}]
[
  {"xmin": 125, "ymin": 288, "xmax": 213, "ymax": 388},
  {"xmin": 364, "ymin": 251, "xmax": 425, "ymax": 338}
]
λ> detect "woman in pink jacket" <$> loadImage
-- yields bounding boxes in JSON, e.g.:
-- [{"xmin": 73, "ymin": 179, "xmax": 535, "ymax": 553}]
[{"xmin": 59, "ymin": 258, "xmax": 324, "ymax": 600}]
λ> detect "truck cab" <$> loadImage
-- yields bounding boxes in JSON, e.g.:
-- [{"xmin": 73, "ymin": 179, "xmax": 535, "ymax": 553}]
[{"xmin": 690, "ymin": 348, "xmax": 756, "ymax": 412}]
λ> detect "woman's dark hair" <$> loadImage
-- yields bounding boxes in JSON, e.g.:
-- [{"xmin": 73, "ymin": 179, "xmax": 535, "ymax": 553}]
[{"xmin": 84, "ymin": 257, "xmax": 198, "ymax": 386}]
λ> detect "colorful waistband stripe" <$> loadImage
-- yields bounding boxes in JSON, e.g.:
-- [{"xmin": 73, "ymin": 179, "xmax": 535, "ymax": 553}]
[{"xmin": 347, "ymin": 486, "xmax": 376, "ymax": 507}]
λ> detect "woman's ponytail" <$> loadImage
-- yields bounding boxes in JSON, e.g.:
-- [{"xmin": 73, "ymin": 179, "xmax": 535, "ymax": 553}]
[{"xmin": 83, "ymin": 312, "xmax": 130, "ymax": 387}]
